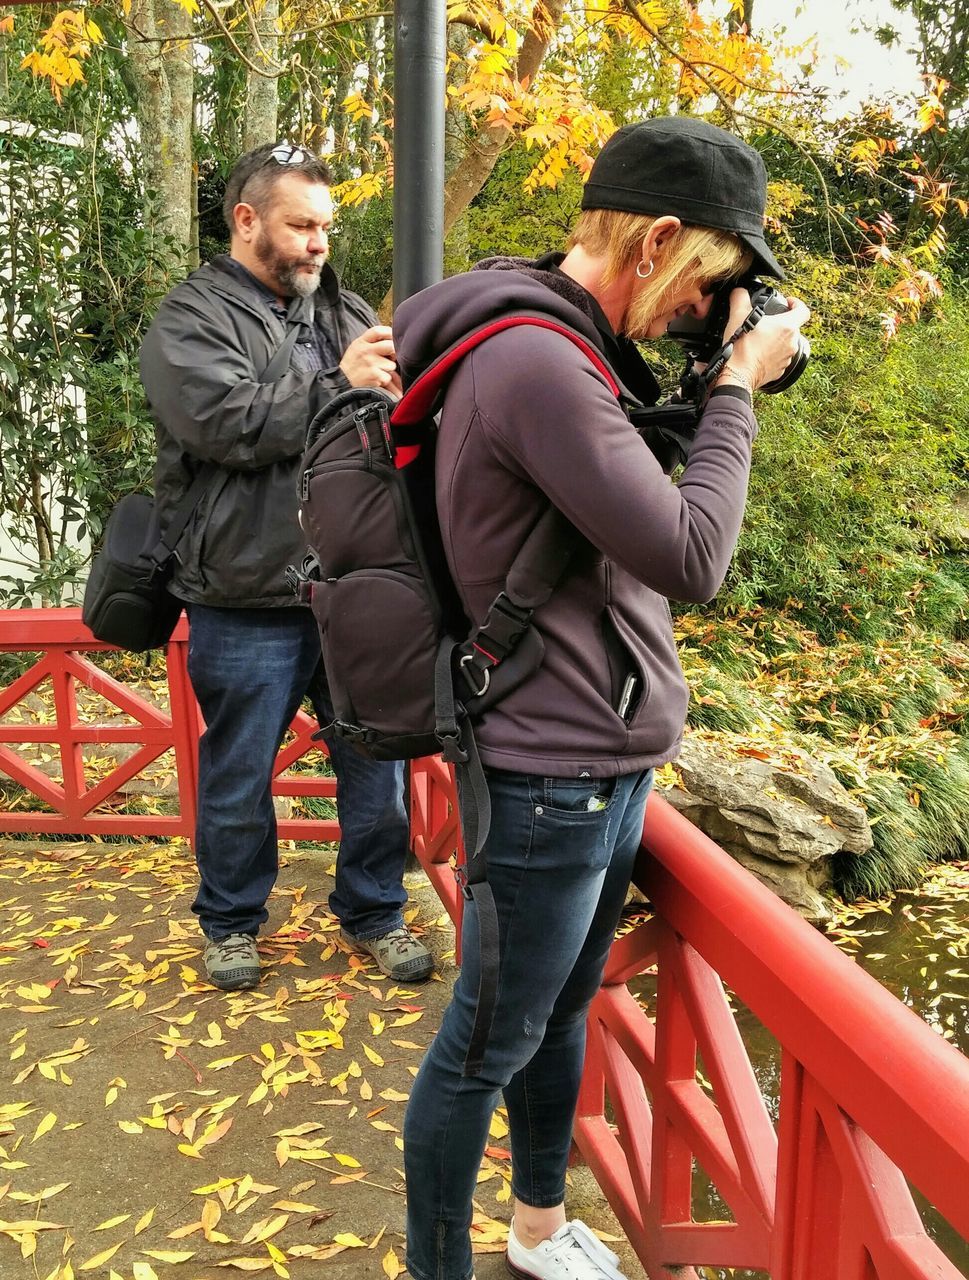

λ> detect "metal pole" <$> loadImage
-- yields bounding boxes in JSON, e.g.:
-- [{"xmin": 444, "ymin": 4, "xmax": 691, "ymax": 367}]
[{"xmin": 393, "ymin": 0, "xmax": 446, "ymax": 308}]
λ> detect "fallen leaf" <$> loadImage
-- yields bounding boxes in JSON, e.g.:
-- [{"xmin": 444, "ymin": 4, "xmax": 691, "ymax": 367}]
[
  {"xmin": 382, "ymin": 1245, "xmax": 403, "ymax": 1278},
  {"xmin": 78, "ymin": 1243, "xmax": 123, "ymax": 1270}
]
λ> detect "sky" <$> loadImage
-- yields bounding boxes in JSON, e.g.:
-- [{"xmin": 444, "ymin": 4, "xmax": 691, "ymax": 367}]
[{"xmin": 748, "ymin": 0, "xmax": 924, "ymax": 114}]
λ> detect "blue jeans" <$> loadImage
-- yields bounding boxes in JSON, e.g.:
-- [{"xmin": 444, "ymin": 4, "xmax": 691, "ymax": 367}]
[
  {"xmin": 186, "ymin": 604, "xmax": 409, "ymax": 941},
  {"xmin": 403, "ymin": 766, "xmax": 653, "ymax": 1280}
]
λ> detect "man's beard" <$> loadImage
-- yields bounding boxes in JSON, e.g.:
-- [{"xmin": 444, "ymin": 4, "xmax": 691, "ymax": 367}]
[{"xmin": 254, "ymin": 231, "xmax": 322, "ymax": 298}]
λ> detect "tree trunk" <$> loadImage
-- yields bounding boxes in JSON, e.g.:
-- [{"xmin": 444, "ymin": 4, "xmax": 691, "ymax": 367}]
[
  {"xmin": 441, "ymin": 0, "xmax": 567, "ymax": 237},
  {"xmin": 728, "ymin": 0, "xmax": 755, "ymax": 36},
  {"xmin": 330, "ymin": 53, "xmax": 355, "ymax": 181},
  {"xmin": 242, "ymin": 0, "xmax": 281, "ymax": 151},
  {"xmin": 125, "ymin": 0, "xmax": 195, "ymax": 272},
  {"xmin": 378, "ymin": 0, "xmax": 567, "ymax": 316},
  {"xmin": 356, "ymin": 19, "xmax": 380, "ymax": 170}
]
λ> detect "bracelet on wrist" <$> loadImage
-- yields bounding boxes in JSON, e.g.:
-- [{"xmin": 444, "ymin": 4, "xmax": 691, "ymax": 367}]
[{"xmin": 717, "ymin": 365, "xmax": 754, "ymax": 396}]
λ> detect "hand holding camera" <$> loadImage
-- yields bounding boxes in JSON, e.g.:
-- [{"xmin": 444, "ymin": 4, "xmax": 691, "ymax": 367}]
[
  {"xmin": 715, "ymin": 285, "xmax": 811, "ymax": 394},
  {"xmin": 340, "ymin": 325, "xmax": 403, "ymax": 398},
  {"xmin": 667, "ymin": 275, "xmax": 811, "ymax": 395},
  {"xmin": 630, "ymin": 277, "xmax": 812, "ymax": 470}
]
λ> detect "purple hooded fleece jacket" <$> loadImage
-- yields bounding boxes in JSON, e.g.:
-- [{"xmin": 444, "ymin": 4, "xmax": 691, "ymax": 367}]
[{"xmin": 392, "ymin": 258, "xmax": 758, "ymax": 779}]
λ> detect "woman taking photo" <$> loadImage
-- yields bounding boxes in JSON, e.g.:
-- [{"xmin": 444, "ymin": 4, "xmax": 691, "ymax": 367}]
[{"xmin": 393, "ymin": 116, "xmax": 810, "ymax": 1280}]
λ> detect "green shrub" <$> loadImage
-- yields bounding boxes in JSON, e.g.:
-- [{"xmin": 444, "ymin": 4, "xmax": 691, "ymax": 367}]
[{"xmin": 720, "ymin": 268, "xmax": 969, "ymax": 641}]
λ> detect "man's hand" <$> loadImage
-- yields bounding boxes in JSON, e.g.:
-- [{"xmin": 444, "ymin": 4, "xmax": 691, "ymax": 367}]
[
  {"xmin": 340, "ymin": 325, "xmax": 403, "ymax": 398},
  {"xmin": 717, "ymin": 288, "xmax": 811, "ymax": 392}
]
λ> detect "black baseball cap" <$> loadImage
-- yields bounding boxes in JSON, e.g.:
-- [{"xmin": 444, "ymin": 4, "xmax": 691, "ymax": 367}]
[{"xmin": 582, "ymin": 115, "xmax": 784, "ymax": 280}]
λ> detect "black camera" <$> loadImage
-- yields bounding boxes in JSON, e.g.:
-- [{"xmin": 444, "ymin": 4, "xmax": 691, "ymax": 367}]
[
  {"xmin": 666, "ymin": 274, "xmax": 810, "ymax": 394},
  {"xmin": 628, "ymin": 275, "xmax": 809, "ymax": 470}
]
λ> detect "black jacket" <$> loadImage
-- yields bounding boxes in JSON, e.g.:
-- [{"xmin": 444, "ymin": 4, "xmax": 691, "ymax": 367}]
[{"xmin": 140, "ymin": 255, "xmax": 377, "ymax": 606}]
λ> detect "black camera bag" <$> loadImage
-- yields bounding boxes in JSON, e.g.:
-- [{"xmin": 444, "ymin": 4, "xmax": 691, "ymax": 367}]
[{"xmin": 82, "ymin": 474, "xmax": 210, "ymax": 652}]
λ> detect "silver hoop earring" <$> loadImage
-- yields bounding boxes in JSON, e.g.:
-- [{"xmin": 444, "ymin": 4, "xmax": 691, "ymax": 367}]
[{"xmin": 636, "ymin": 260, "xmax": 655, "ymax": 279}]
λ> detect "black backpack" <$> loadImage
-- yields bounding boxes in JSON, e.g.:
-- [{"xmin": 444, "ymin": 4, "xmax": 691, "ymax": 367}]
[{"xmin": 294, "ymin": 312, "xmax": 624, "ymax": 1073}]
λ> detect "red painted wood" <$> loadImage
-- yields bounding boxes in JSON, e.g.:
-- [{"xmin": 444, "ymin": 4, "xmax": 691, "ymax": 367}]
[
  {"xmin": 4, "ymin": 609, "xmax": 969, "ymax": 1279},
  {"xmin": 641, "ymin": 795, "xmax": 969, "ymax": 1245},
  {"xmin": 0, "ymin": 609, "xmax": 341, "ymax": 843}
]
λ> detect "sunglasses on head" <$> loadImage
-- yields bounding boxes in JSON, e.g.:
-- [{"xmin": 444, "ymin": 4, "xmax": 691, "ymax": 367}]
[{"xmin": 268, "ymin": 143, "xmax": 310, "ymax": 167}]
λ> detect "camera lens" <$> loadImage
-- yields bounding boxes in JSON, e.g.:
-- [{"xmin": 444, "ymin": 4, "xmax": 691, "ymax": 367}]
[
  {"xmin": 742, "ymin": 283, "xmax": 810, "ymax": 394},
  {"xmin": 761, "ymin": 334, "xmax": 810, "ymax": 393}
]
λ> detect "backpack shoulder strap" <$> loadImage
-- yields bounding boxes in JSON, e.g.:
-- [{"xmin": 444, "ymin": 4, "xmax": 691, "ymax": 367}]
[{"xmin": 393, "ymin": 312, "xmax": 621, "ymax": 428}]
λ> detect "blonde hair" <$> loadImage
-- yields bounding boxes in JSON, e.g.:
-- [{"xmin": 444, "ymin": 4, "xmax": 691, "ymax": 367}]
[{"xmin": 568, "ymin": 207, "xmax": 753, "ymax": 318}]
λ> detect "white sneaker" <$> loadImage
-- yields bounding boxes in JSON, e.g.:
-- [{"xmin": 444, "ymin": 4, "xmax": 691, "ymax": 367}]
[{"xmin": 506, "ymin": 1218, "xmax": 627, "ymax": 1280}]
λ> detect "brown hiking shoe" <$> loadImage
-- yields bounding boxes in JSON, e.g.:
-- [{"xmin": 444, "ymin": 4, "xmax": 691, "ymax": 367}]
[
  {"xmin": 340, "ymin": 926, "xmax": 434, "ymax": 982},
  {"xmin": 204, "ymin": 932, "xmax": 260, "ymax": 991}
]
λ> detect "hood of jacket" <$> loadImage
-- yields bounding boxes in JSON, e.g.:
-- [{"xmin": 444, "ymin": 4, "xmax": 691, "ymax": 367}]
[
  {"xmin": 395, "ymin": 254, "xmax": 664, "ymax": 410},
  {"xmin": 396, "ymin": 256, "xmax": 611, "ymax": 386}
]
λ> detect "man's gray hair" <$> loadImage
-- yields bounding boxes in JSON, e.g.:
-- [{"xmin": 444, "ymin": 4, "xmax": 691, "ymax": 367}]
[{"xmin": 222, "ymin": 143, "xmax": 332, "ymax": 232}]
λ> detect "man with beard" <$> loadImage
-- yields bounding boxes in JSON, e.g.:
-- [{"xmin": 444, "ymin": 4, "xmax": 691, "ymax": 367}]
[{"xmin": 139, "ymin": 142, "xmax": 433, "ymax": 992}]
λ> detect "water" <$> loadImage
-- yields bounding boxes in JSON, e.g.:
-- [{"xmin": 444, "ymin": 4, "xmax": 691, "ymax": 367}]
[{"xmin": 628, "ymin": 862, "xmax": 969, "ymax": 1277}]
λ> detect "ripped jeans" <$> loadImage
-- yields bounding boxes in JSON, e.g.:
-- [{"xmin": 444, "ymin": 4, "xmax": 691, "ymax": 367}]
[{"xmin": 403, "ymin": 766, "xmax": 653, "ymax": 1280}]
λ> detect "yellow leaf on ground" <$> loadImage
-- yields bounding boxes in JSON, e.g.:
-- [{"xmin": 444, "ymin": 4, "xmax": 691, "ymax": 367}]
[
  {"xmin": 9, "ymin": 1182, "xmax": 70, "ymax": 1202},
  {"xmin": 240, "ymin": 1213, "xmax": 288, "ymax": 1245},
  {"xmin": 79, "ymin": 1243, "xmax": 122, "ymax": 1269},
  {"xmin": 333, "ymin": 1232, "xmax": 368, "ymax": 1247},
  {"xmin": 0, "ymin": 1219, "xmax": 64, "ymax": 1232},
  {"xmin": 167, "ymin": 1221, "xmax": 202, "ymax": 1239},
  {"xmin": 208, "ymin": 1055, "xmax": 246, "ymax": 1070},
  {"xmin": 332, "ymin": 1153, "xmax": 361, "ymax": 1167},
  {"xmin": 196, "ymin": 1117, "xmax": 233, "ymax": 1150},
  {"xmin": 362, "ymin": 1044, "xmax": 384, "ymax": 1067},
  {"xmin": 382, "ymin": 1245, "xmax": 403, "ymax": 1278},
  {"xmin": 134, "ymin": 1207, "xmax": 155, "ymax": 1234},
  {"xmin": 389, "ymin": 1011, "xmax": 423, "ymax": 1027},
  {"xmin": 32, "ymin": 1112, "xmax": 57, "ymax": 1142},
  {"xmin": 94, "ymin": 1214, "xmax": 130, "ymax": 1231}
]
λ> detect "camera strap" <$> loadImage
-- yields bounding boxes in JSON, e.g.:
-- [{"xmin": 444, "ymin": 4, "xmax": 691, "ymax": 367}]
[{"xmin": 688, "ymin": 292, "xmax": 772, "ymax": 403}]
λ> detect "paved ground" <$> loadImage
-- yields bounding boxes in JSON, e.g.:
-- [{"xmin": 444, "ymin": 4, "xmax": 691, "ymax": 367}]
[{"xmin": 0, "ymin": 837, "xmax": 640, "ymax": 1280}]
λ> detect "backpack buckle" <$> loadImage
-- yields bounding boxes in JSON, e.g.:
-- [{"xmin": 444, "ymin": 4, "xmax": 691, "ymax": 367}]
[
  {"xmin": 458, "ymin": 652, "xmax": 491, "ymax": 699},
  {"xmin": 453, "ymin": 864, "xmax": 473, "ymax": 900},
  {"xmin": 437, "ymin": 729, "xmax": 469, "ymax": 764},
  {"xmin": 285, "ymin": 553, "xmax": 321, "ymax": 603}
]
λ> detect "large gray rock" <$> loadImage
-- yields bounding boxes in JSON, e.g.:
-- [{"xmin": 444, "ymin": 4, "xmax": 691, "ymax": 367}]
[{"xmin": 661, "ymin": 736, "xmax": 873, "ymax": 921}]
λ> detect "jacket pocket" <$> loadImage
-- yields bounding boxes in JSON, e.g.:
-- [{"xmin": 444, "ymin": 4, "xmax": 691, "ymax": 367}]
[
  {"xmin": 601, "ymin": 606, "xmax": 650, "ymax": 728},
  {"xmin": 186, "ymin": 472, "xmax": 231, "ymax": 590}
]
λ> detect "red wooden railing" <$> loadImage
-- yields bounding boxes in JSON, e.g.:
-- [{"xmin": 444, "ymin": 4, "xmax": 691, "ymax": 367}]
[
  {"xmin": 409, "ymin": 757, "xmax": 969, "ymax": 1280},
  {"xmin": 3, "ymin": 610, "xmax": 969, "ymax": 1277},
  {"xmin": 0, "ymin": 609, "xmax": 339, "ymax": 841}
]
